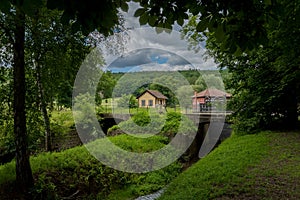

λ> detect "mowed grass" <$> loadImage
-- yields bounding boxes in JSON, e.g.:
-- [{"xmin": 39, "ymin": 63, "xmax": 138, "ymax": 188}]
[{"xmin": 159, "ymin": 131, "xmax": 300, "ymax": 199}]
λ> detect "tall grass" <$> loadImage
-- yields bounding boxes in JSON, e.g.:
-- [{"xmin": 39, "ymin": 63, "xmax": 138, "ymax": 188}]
[{"xmin": 0, "ymin": 134, "xmax": 181, "ymax": 199}]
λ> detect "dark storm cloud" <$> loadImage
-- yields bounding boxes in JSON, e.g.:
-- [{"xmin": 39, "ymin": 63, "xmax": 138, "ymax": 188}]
[{"xmin": 108, "ymin": 48, "xmax": 191, "ymax": 69}]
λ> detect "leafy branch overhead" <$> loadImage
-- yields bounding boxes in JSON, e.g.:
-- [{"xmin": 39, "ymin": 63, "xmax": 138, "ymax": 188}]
[{"xmin": 46, "ymin": 0, "xmax": 131, "ymax": 36}]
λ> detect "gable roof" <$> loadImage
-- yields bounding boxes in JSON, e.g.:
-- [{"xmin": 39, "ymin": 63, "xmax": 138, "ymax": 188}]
[
  {"xmin": 193, "ymin": 88, "xmax": 232, "ymax": 98},
  {"xmin": 136, "ymin": 89, "xmax": 168, "ymax": 99}
]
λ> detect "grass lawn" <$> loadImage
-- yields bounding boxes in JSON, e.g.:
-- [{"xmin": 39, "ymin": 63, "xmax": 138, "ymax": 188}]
[
  {"xmin": 159, "ymin": 131, "xmax": 300, "ymax": 199},
  {"xmin": 100, "ymin": 98, "xmax": 186, "ymax": 114}
]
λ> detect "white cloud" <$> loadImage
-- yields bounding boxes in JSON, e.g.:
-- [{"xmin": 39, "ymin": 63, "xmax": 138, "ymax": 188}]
[
  {"xmin": 122, "ymin": 2, "xmax": 142, "ymax": 29},
  {"xmin": 101, "ymin": 2, "xmax": 218, "ymax": 72}
]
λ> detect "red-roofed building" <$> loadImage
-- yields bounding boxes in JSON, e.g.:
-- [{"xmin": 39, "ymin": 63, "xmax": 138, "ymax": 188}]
[
  {"xmin": 192, "ymin": 88, "xmax": 232, "ymax": 112},
  {"xmin": 136, "ymin": 90, "xmax": 168, "ymax": 108}
]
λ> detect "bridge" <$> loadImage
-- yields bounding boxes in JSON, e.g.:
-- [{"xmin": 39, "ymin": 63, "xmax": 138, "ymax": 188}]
[
  {"xmin": 100, "ymin": 112, "xmax": 232, "ymax": 160},
  {"xmin": 101, "ymin": 112, "xmax": 232, "ymax": 125}
]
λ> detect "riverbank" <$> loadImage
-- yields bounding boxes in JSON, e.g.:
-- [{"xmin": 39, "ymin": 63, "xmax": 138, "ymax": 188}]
[
  {"xmin": 159, "ymin": 131, "xmax": 300, "ymax": 199},
  {"xmin": 0, "ymin": 135, "xmax": 181, "ymax": 199}
]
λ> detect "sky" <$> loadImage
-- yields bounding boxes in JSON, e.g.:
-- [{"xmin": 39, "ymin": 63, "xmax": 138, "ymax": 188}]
[{"xmin": 99, "ymin": 2, "xmax": 218, "ymax": 73}]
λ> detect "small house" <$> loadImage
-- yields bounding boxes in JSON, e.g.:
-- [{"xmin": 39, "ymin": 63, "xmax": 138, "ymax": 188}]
[
  {"xmin": 136, "ymin": 90, "xmax": 168, "ymax": 108},
  {"xmin": 192, "ymin": 88, "xmax": 231, "ymax": 112}
]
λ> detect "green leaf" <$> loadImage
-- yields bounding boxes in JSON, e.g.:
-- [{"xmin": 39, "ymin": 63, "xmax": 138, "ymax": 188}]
[
  {"xmin": 23, "ymin": 0, "xmax": 44, "ymax": 17},
  {"xmin": 0, "ymin": 0, "xmax": 11, "ymax": 13},
  {"xmin": 120, "ymin": 2, "xmax": 129, "ymax": 12},
  {"xmin": 196, "ymin": 21, "xmax": 207, "ymax": 32},
  {"xmin": 71, "ymin": 21, "xmax": 81, "ymax": 34},
  {"xmin": 177, "ymin": 17, "xmax": 184, "ymax": 26},
  {"xmin": 46, "ymin": 0, "xmax": 64, "ymax": 10},
  {"xmin": 134, "ymin": 8, "xmax": 146, "ymax": 17},
  {"xmin": 61, "ymin": 11, "xmax": 72, "ymax": 25},
  {"xmin": 215, "ymin": 24, "xmax": 225, "ymax": 42},
  {"xmin": 164, "ymin": 22, "xmax": 172, "ymax": 31},
  {"xmin": 148, "ymin": 15, "xmax": 157, "ymax": 26},
  {"xmin": 264, "ymin": 0, "xmax": 272, "ymax": 5},
  {"xmin": 139, "ymin": 13, "xmax": 148, "ymax": 25},
  {"xmin": 189, "ymin": 5, "xmax": 200, "ymax": 15}
]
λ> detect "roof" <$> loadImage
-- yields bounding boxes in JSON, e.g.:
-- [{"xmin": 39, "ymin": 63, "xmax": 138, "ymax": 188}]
[
  {"xmin": 136, "ymin": 90, "xmax": 168, "ymax": 99},
  {"xmin": 192, "ymin": 88, "xmax": 232, "ymax": 98}
]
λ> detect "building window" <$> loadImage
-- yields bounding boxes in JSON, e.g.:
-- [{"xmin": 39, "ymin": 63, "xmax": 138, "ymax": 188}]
[
  {"xmin": 141, "ymin": 100, "xmax": 146, "ymax": 106},
  {"xmin": 148, "ymin": 100, "xmax": 153, "ymax": 106}
]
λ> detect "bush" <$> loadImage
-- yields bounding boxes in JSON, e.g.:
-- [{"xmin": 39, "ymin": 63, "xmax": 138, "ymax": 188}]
[
  {"xmin": 50, "ymin": 110, "xmax": 75, "ymax": 136},
  {"xmin": 117, "ymin": 94, "xmax": 138, "ymax": 108},
  {"xmin": 108, "ymin": 110, "xmax": 163, "ymax": 136},
  {"xmin": 160, "ymin": 112, "xmax": 197, "ymax": 138},
  {"xmin": 107, "ymin": 111, "xmax": 197, "ymax": 138},
  {"xmin": 0, "ymin": 134, "xmax": 181, "ymax": 199}
]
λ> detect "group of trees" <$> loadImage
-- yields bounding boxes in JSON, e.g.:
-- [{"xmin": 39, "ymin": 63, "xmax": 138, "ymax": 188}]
[
  {"xmin": 112, "ymin": 70, "xmax": 226, "ymax": 108},
  {"xmin": 0, "ymin": 0, "xmax": 131, "ymax": 194},
  {"xmin": 182, "ymin": 0, "xmax": 300, "ymax": 132}
]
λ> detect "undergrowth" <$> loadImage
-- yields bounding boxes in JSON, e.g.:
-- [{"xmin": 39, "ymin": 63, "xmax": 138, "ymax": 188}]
[{"xmin": 0, "ymin": 134, "xmax": 181, "ymax": 199}]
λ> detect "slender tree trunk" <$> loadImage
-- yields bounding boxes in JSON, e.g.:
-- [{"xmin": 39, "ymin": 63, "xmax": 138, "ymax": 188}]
[
  {"xmin": 36, "ymin": 61, "xmax": 52, "ymax": 151},
  {"xmin": 31, "ymin": 13, "xmax": 52, "ymax": 152},
  {"xmin": 13, "ymin": 5, "xmax": 34, "ymax": 193}
]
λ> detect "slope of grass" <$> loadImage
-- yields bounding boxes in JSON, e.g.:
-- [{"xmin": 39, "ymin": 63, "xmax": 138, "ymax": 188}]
[
  {"xmin": 159, "ymin": 131, "xmax": 300, "ymax": 199},
  {"xmin": 0, "ymin": 135, "xmax": 181, "ymax": 199}
]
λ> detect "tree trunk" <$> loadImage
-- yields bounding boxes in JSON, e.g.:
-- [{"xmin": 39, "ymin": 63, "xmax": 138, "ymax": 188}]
[
  {"xmin": 284, "ymin": 87, "xmax": 298, "ymax": 130},
  {"xmin": 13, "ymin": 5, "xmax": 34, "ymax": 193},
  {"xmin": 31, "ymin": 12, "xmax": 52, "ymax": 152},
  {"xmin": 36, "ymin": 61, "xmax": 52, "ymax": 151}
]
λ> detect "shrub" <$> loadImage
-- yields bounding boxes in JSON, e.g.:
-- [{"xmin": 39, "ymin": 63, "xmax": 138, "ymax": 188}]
[
  {"xmin": 117, "ymin": 94, "xmax": 138, "ymax": 108},
  {"xmin": 50, "ymin": 110, "xmax": 75, "ymax": 136},
  {"xmin": 108, "ymin": 110, "xmax": 164, "ymax": 136},
  {"xmin": 107, "ymin": 111, "xmax": 197, "ymax": 138},
  {"xmin": 0, "ymin": 134, "xmax": 181, "ymax": 199},
  {"xmin": 160, "ymin": 112, "xmax": 197, "ymax": 138}
]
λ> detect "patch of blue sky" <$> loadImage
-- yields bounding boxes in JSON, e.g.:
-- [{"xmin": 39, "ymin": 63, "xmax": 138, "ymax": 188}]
[{"xmin": 150, "ymin": 55, "xmax": 168, "ymax": 64}]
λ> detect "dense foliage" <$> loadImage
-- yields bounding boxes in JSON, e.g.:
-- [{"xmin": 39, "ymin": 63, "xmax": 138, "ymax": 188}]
[
  {"xmin": 108, "ymin": 111, "xmax": 197, "ymax": 138},
  {"xmin": 0, "ymin": 0, "xmax": 129, "ymax": 191},
  {"xmin": 111, "ymin": 70, "xmax": 228, "ymax": 107},
  {"xmin": 0, "ymin": 134, "xmax": 181, "ymax": 199},
  {"xmin": 203, "ymin": 0, "xmax": 300, "ymax": 132}
]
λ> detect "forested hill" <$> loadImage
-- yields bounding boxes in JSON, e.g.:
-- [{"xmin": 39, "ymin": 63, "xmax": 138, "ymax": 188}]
[{"xmin": 110, "ymin": 69, "xmax": 231, "ymax": 97}]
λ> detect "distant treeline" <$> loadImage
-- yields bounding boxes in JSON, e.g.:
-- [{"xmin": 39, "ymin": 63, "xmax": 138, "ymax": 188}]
[{"xmin": 108, "ymin": 69, "xmax": 231, "ymax": 98}]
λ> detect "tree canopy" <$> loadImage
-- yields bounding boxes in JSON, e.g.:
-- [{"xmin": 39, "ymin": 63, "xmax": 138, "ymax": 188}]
[{"xmin": 133, "ymin": 0, "xmax": 277, "ymax": 53}]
